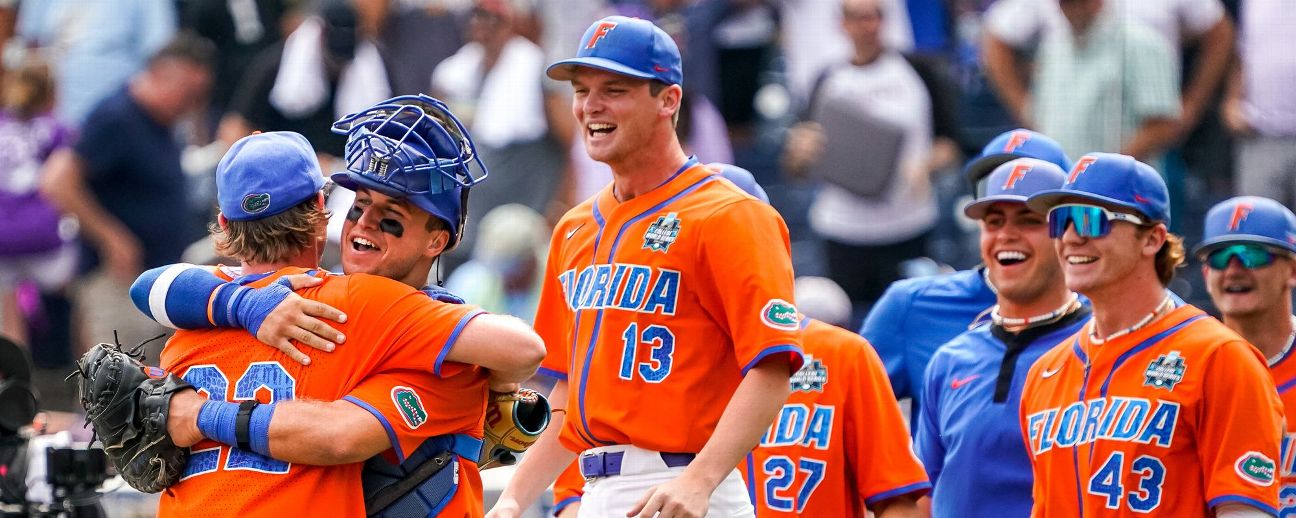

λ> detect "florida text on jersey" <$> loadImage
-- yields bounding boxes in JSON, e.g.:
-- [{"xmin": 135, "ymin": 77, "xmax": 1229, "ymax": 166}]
[
  {"xmin": 533, "ymin": 159, "xmax": 804, "ymax": 455},
  {"xmin": 1019, "ymin": 304, "xmax": 1283, "ymax": 516}
]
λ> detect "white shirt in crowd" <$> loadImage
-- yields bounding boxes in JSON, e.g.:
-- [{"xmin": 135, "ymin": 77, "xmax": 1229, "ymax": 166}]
[
  {"xmin": 431, "ymin": 36, "xmax": 550, "ymax": 149},
  {"xmin": 808, "ymin": 50, "xmax": 936, "ymax": 246},
  {"xmin": 984, "ymin": 0, "xmax": 1225, "ymax": 54},
  {"xmin": 1238, "ymin": 0, "xmax": 1296, "ymax": 136}
]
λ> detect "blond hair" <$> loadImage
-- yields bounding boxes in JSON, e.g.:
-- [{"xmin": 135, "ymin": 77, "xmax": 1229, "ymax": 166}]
[
  {"xmin": 212, "ymin": 199, "xmax": 328, "ymax": 264},
  {"xmin": 1155, "ymin": 232, "xmax": 1186, "ymax": 286}
]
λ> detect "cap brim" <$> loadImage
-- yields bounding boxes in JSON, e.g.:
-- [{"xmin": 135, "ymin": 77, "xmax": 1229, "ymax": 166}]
[
  {"xmin": 546, "ymin": 57, "xmax": 657, "ymax": 82},
  {"xmin": 1025, "ymin": 190, "xmax": 1153, "ymax": 220},
  {"xmin": 1191, "ymin": 235, "xmax": 1296, "ymax": 256},
  {"xmin": 963, "ymin": 195, "xmax": 1030, "ymax": 219},
  {"xmin": 963, "ymin": 153, "xmax": 1019, "ymax": 184}
]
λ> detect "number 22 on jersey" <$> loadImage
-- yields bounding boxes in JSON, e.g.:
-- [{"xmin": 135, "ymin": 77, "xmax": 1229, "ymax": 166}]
[{"xmin": 180, "ymin": 362, "xmax": 297, "ymax": 478}]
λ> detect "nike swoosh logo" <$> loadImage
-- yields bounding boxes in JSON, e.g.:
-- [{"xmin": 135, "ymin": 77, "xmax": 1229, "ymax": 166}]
[
  {"xmin": 1041, "ymin": 367, "xmax": 1062, "ymax": 378},
  {"xmin": 950, "ymin": 375, "xmax": 980, "ymax": 389},
  {"xmin": 565, "ymin": 223, "xmax": 585, "ymax": 240}
]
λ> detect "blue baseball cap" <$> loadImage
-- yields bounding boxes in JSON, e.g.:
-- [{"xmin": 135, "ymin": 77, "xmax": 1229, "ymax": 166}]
[
  {"xmin": 1194, "ymin": 196, "xmax": 1296, "ymax": 256},
  {"xmin": 217, "ymin": 132, "xmax": 326, "ymax": 222},
  {"xmin": 965, "ymin": 129, "xmax": 1071, "ymax": 187},
  {"xmin": 1026, "ymin": 152, "xmax": 1171, "ymax": 226},
  {"xmin": 709, "ymin": 163, "xmax": 769, "ymax": 203},
  {"xmin": 963, "ymin": 158, "xmax": 1068, "ymax": 219},
  {"xmin": 546, "ymin": 16, "xmax": 683, "ymax": 86}
]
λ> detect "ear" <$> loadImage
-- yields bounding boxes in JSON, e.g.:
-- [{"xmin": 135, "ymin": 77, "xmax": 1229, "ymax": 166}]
[
  {"xmin": 659, "ymin": 84, "xmax": 683, "ymax": 118},
  {"xmin": 217, "ymin": 212, "xmax": 229, "ymax": 230},
  {"xmin": 424, "ymin": 230, "xmax": 450, "ymax": 259},
  {"xmin": 1287, "ymin": 258, "xmax": 1296, "ymax": 289},
  {"xmin": 1143, "ymin": 224, "xmax": 1168, "ymax": 257}
]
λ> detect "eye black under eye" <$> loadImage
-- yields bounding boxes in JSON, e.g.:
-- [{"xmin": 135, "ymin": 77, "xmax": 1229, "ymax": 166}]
[
  {"xmin": 379, "ymin": 219, "xmax": 404, "ymax": 238},
  {"xmin": 346, "ymin": 206, "xmax": 363, "ymax": 222}
]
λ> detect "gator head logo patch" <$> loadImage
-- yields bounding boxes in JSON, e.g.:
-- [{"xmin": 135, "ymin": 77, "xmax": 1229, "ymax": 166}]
[
  {"xmin": 643, "ymin": 212, "xmax": 681, "ymax": 253},
  {"xmin": 761, "ymin": 299, "xmax": 799, "ymax": 331},
  {"xmin": 1143, "ymin": 351, "xmax": 1185, "ymax": 391},
  {"xmin": 242, "ymin": 193, "xmax": 271, "ymax": 215},
  {"xmin": 790, "ymin": 355, "xmax": 827, "ymax": 392},
  {"xmin": 391, "ymin": 386, "xmax": 427, "ymax": 429},
  {"xmin": 1235, "ymin": 452, "xmax": 1276, "ymax": 486}
]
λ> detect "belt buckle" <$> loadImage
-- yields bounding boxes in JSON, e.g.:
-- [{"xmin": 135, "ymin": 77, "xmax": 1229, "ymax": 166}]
[{"xmin": 581, "ymin": 451, "xmax": 602, "ymax": 482}]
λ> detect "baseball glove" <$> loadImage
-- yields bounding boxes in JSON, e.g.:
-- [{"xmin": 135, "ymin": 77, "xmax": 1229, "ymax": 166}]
[
  {"xmin": 73, "ymin": 343, "xmax": 193, "ymax": 493},
  {"xmin": 479, "ymin": 389, "xmax": 550, "ymax": 469}
]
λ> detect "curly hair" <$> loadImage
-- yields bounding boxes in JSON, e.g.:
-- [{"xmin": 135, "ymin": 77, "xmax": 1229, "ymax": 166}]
[
  {"xmin": 1154, "ymin": 232, "xmax": 1186, "ymax": 286},
  {"xmin": 212, "ymin": 198, "xmax": 328, "ymax": 264}
]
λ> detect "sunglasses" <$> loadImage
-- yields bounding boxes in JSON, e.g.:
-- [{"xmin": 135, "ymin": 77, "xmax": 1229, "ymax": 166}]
[
  {"xmin": 1203, "ymin": 243, "xmax": 1284, "ymax": 270},
  {"xmin": 1047, "ymin": 204, "xmax": 1147, "ymax": 238}
]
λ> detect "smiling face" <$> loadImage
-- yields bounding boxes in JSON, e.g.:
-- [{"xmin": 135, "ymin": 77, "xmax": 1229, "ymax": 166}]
[
  {"xmin": 981, "ymin": 202, "xmax": 1064, "ymax": 305},
  {"xmin": 341, "ymin": 188, "xmax": 449, "ymax": 288},
  {"xmin": 1204, "ymin": 249, "xmax": 1296, "ymax": 319},
  {"xmin": 1054, "ymin": 207, "xmax": 1164, "ymax": 297},
  {"xmin": 570, "ymin": 67, "xmax": 679, "ymax": 168}
]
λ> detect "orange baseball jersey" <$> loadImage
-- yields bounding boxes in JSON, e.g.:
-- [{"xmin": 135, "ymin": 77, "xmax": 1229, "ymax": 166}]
[
  {"xmin": 747, "ymin": 319, "xmax": 929, "ymax": 516},
  {"xmin": 1268, "ymin": 330, "xmax": 1296, "ymax": 515},
  {"xmin": 533, "ymin": 160, "xmax": 804, "ymax": 455},
  {"xmin": 1020, "ymin": 304, "xmax": 1284, "ymax": 516},
  {"xmin": 157, "ymin": 267, "xmax": 486, "ymax": 518},
  {"xmin": 552, "ymin": 462, "xmax": 585, "ymax": 515}
]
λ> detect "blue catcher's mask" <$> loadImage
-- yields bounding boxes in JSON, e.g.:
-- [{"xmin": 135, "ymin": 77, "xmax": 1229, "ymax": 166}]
[{"xmin": 331, "ymin": 95, "xmax": 488, "ymax": 250}]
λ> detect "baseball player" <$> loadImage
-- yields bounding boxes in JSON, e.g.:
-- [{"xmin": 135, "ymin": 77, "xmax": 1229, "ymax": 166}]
[
  {"xmin": 119, "ymin": 97, "xmax": 548, "ymax": 516},
  {"xmin": 916, "ymin": 158, "xmax": 1087, "ymax": 517},
  {"xmin": 489, "ymin": 16, "xmax": 804, "ymax": 518},
  {"xmin": 94, "ymin": 135, "xmax": 541, "ymax": 515},
  {"xmin": 1194, "ymin": 196, "xmax": 1296, "ymax": 516},
  {"xmin": 1020, "ymin": 153, "xmax": 1283, "ymax": 516},
  {"xmin": 862, "ymin": 129, "xmax": 1071, "ymax": 422}
]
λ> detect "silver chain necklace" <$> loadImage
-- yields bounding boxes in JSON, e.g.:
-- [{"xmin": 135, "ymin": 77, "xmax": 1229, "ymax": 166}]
[{"xmin": 1267, "ymin": 315, "xmax": 1296, "ymax": 366}]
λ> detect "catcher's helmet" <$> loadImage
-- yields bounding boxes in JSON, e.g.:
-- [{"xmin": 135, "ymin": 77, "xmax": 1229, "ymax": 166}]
[{"xmin": 331, "ymin": 95, "xmax": 488, "ymax": 249}]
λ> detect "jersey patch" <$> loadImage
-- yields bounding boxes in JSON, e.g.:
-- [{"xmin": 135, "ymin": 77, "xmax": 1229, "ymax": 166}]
[
  {"xmin": 1143, "ymin": 351, "xmax": 1186, "ymax": 391},
  {"xmin": 642, "ymin": 212, "xmax": 681, "ymax": 252},
  {"xmin": 762, "ymin": 299, "xmax": 799, "ymax": 331},
  {"xmin": 392, "ymin": 386, "xmax": 428, "ymax": 429},
  {"xmin": 790, "ymin": 355, "xmax": 828, "ymax": 392},
  {"xmin": 1236, "ymin": 451, "xmax": 1277, "ymax": 486}
]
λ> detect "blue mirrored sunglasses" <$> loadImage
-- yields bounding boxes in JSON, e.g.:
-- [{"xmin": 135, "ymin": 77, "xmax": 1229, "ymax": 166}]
[
  {"xmin": 1047, "ymin": 204, "xmax": 1147, "ymax": 238},
  {"xmin": 1204, "ymin": 243, "xmax": 1281, "ymax": 270}
]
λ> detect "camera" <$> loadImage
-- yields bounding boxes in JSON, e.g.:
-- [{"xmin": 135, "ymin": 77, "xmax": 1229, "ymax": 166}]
[{"xmin": 0, "ymin": 337, "xmax": 107, "ymax": 518}]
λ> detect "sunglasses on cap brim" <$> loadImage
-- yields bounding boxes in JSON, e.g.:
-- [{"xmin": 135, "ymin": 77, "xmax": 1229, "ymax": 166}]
[
  {"xmin": 1047, "ymin": 204, "xmax": 1148, "ymax": 238},
  {"xmin": 1202, "ymin": 243, "xmax": 1289, "ymax": 270}
]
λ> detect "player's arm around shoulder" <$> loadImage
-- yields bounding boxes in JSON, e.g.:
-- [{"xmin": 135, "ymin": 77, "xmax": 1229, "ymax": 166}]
[{"xmin": 444, "ymin": 313, "xmax": 545, "ymax": 390}]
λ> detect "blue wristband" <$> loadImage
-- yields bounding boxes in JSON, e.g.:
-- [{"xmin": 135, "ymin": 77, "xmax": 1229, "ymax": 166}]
[
  {"xmin": 232, "ymin": 282, "xmax": 293, "ymax": 337},
  {"xmin": 248, "ymin": 403, "xmax": 275, "ymax": 457},
  {"xmin": 196, "ymin": 400, "xmax": 239, "ymax": 447}
]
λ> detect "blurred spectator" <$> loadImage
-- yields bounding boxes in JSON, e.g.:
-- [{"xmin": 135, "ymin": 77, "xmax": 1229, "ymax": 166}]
[
  {"xmin": 15, "ymin": 0, "xmax": 176, "ymax": 125},
  {"xmin": 0, "ymin": 56, "xmax": 74, "ymax": 346},
  {"xmin": 981, "ymin": 0, "xmax": 1229, "ymax": 140},
  {"xmin": 181, "ymin": 0, "xmax": 291, "ymax": 127},
  {"xmin": 1024, "ymin": 0, "xmax": 1182, "ymax": 162},
  {"xmin": 782, "ymin": 0, "xmax": 952, "ymax": 308},
  {"xmin": 39, "ymin": 33, "xmax": 215, "ymax": 361},
  {"xmin": 711, "ymin": 0, "xmax": 778, "ymax": 142},
  {"xmin": 221, "ymin": 0, "xmax": 391, "ymax": 157},
  {"xmin": 1224, "ymin": 0, "xmax": 1296, "ymax": 207},
  {"xmin": 375, "ymin": 0, "xmax": 465, "ymax": 96},
  {"xmin": 794, "ymin": 275, "xmax": 853, "ymax": 328},
  {"xmin": 444, "ymin": 203, "xmax": 548, "ymax": 323},
  {"xmin": 779, "ymin": 0, "xmax": 913, "ymax": 107},
  {"xmin": 432, "ymin": 0, "xmax": 567, "ymax": 266}
]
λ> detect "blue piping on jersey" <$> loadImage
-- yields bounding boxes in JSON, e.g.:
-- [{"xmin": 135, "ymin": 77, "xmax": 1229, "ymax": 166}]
[
  {"xmin": 1277, "ymin": 377, "xmax": 1296, "ymax": 395},
  {"xmin": 1098, "ymin": 315, "xmax": 1204, "ymax": 398},
  {"xmin": 1207, "ymin": 495, "xmax": 1278, "ymax": 516},
  {"xmin": 344, "ymin": 395, "xmax": 405, "ymax": 462},
  {"xmin": 552, "ymin": 496, "xmax": 581, "ymax": 516},
  {"xmin": 741, "ymin": 345, "xmax": 802, "ymax": 376},
  {"xmin": 434, "ymin": 309, "xmax": 485, "ymax": 377},
  {"xmin": 575, "ymin": 159, "xmax": 707, "ymax": 449},
  {"xmin": 745, "ymin": 452, "xmax": 756, "ymax": 505},
  {"xmin": 864, "ymin": 481, "xmax": 932, "ymax": 506},
  {"xmin": 570, "ymin": 201, "xmax": 608, "ymax": 447},
  {"xmin": 536, "ymin": 367, "xmax": 567, "ymax": 381}
]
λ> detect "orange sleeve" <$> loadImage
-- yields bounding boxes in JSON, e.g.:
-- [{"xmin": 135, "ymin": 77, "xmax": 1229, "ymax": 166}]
[
  {"xmin": 343, "ymin": 274, "xmax": 486, "ymax": 376},
  {"xmin": 847, "ymin": 338, "xmax": 931, "ymax": 506},
  {"xmin": 695, "ymin": 199, "xmax": 803, "ymax": 375},
  {"xmin": 342, "ymin": 369, "xmax": 488, "ymax": 463},
  {"xmin": 552, "ymin": 461, "xmax": 584, "ymax": 515},
  {"xmin": 1199, "ymin": 339, "xmax": 1284, "ymax": 510},
  {"xmin": 534, "ymin": 224, "xmax": 573, "ymax": 381}
]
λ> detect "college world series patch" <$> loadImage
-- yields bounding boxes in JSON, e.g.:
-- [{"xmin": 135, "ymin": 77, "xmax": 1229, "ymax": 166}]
[
  {"xmin": 1143, "ymin": 351, "xmax": 1185, "ymax": 391},
  {"xmin": 643, "ymin": 212, "xmax": 681, "ymax": 252},
  {"xmin": 790, "ymin": 355, "xmax": 827, "ymax": 392},
  {"xmin": 391, "ymin": 386, "xmax": 428, "ymax": 429}
]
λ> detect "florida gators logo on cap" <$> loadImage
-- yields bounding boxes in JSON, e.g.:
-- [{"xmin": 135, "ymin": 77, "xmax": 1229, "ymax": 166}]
[
  {"xmin": 1003, "ymin": 131, "xmax": 1031, "ymax": 153},
  {"xmin": 242, "ymin": 193, "xmax": 271, "ymax": 214},
  {"xmin": 1003, "ymin": 163, "xmax": 1032, "ymax": 190},
  {"xmin": 1067, "ymin": 156, "xmax": 1099, "ymax": 184},
  {"xmin": 585, "ymin": 21, "xmax": 617, "ymax": 49},
  {"xmin": 1229, "ymin": 203, "xmax": 1255, "ymax": 231}
]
